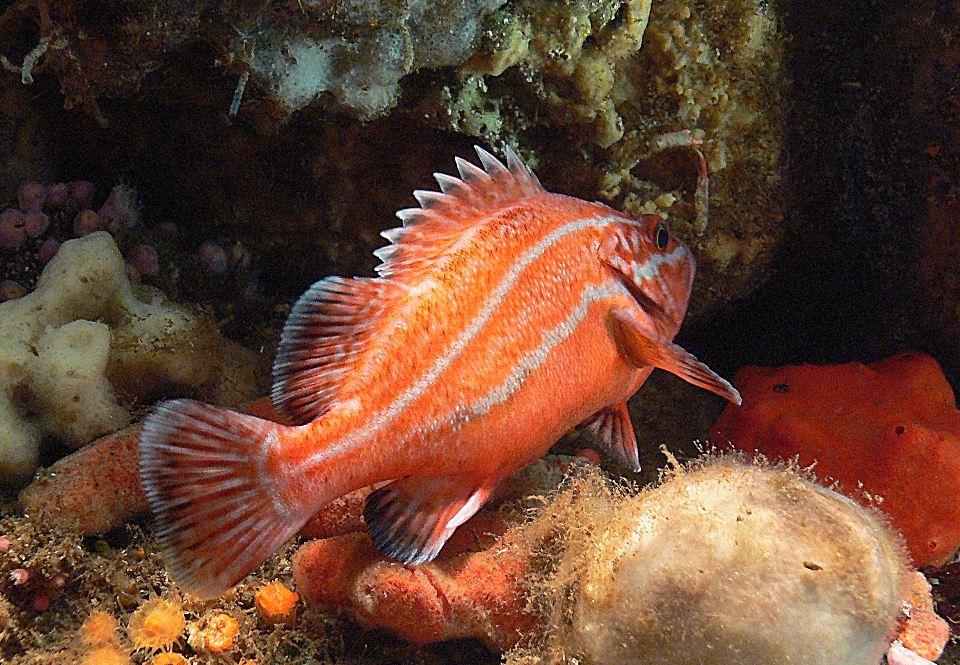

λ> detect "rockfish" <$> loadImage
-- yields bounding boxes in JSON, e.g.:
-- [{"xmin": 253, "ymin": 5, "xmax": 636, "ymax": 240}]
[{"xmin": 139, "ymin": 146, "xmax": 740, "ymax": 599}]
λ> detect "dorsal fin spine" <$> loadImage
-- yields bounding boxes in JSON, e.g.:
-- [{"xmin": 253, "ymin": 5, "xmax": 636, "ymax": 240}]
[
  {"xmin": 455, "ymin": 157, "xmax": 489, "ymax": 182},
  {"xmin": 475, "ymin": 146, "xmax": 510, "ymax": 178},
  {"xmin": 433, "ymin": 172, "xmax": 461, "ymax": 194}
]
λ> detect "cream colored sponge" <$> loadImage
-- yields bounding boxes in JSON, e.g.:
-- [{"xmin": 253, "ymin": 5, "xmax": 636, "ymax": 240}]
[
  {"xmin": 0, "ymin": 232, "xmax": 259, "ymax": 486},
  {"xmin": 518, "ymin": 457, "xmax": 911, "ymax": 665}
]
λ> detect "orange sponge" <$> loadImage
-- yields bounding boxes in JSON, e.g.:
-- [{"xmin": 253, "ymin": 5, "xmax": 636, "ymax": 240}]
[{"xmin": 710, "ymin": 352, "xmax": 960, "ymax": 567}]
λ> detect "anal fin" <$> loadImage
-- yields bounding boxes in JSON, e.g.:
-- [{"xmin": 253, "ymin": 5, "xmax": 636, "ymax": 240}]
[
  {"xmin": 363, "ymin": 476, "xmax": 493, "ymax": 565},
  {"xmin": 610, "ymin": 307, "xmax": 742, "ymax": 405},
  {"xmin": 579, "ymin": 400, "xmax": 640, "ymax": 471}
]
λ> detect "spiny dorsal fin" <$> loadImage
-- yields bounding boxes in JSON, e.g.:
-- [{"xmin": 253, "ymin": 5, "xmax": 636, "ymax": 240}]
[
  {"xmin": 272, "ymin": 276, "xmax": 400, "ymax": 424},
  {"xmin": 374, "ymin": 145, "xmax": 544, "ymax": 284}
]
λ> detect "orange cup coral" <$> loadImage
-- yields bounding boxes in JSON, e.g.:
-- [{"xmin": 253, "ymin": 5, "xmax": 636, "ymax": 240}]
[
  {"xmin": 255, "ymin": 581, "xmax": 299, "ymax": 624},
  {"xmin": 80, "ymin": 610, "xmax": 121, "ymax": 648},
  {"xmin": 80, "ymin": 645, "xmax": 130, "ymax": 665},
  {"xmin": 75, "ymin": 610, "xmax": 131, "ymax": 665},
  {"xmin": 203, "ymin": 613, "xmax": 239, "ymax": 653}
]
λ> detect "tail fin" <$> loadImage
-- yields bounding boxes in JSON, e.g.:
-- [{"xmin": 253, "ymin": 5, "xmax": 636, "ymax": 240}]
[{"xmin": 139, "ymin": 399, "xmax": 306, "ymax": 599}]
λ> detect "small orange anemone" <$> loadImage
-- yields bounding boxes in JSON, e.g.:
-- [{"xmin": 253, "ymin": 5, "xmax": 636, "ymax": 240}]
[
  {"xmin": 151, "ymin": 653, "xmax": 189, "ymax": 665},
  {"xmin": 80, "ymin": 645, "xmax": 129, "ymax": 665},
  {"xmin": 127, "ymin": 597, "xmax": 186, "ymax": 651},
  {"xmin": 80, "ymin": 610, "xmax": 120, "ymax": 647}
]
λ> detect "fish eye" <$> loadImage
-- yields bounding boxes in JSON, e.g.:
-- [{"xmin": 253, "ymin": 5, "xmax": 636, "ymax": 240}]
[{"xmin": 653, "ymin": 220, "xmax": 669, "ymax": 250}]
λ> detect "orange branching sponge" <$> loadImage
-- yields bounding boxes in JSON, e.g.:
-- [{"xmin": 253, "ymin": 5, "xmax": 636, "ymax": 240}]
[
  {"xmin": 76, "ymin": 610, "xmax": 131, "ymax": 665},
  {"xmin": 710, "ymin": 352, "xmax": 960, "ymax": 567},
  {"xmin": 203, "ymin": 612, "xmax": 240, "ymax": 653},
  {"xmin": 255, "ymin": 581, "xmax": 300, "ymax": 624},
  {"xmin": 151, "ymin": 653, "xmax": 189, "ymax": 665},
  {"xmin": 293, "ymin": 512, "xmax": 534, "ymax": 651},
  {"xmin": 127, "ymin": 597, "xmax": 186, "ymax": 651}
]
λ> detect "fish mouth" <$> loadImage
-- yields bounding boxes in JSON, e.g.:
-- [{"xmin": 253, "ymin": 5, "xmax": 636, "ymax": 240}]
[{"xmin": 618, "ymin": 276, "xmax": 681, "ymax": 338}]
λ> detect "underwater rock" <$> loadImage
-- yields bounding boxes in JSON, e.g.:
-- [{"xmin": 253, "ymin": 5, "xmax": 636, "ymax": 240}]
[
  {"xmin": 0, "ymin": 232, "xmax": 259, "ymax": 487},
  {"xmin": 3, "ymin": 0, "xmax": 787, "ymax": 321},
  {"xmin": 244, "ymin": 0, "xmax": 507, "ymax": 117},
  {"xmin": 710, "ymin": 352, "xmax": 960, "ymax": 567},
  {"xmin": 891, "ymin": 1, "xmax": 960, "ymax": 381}
]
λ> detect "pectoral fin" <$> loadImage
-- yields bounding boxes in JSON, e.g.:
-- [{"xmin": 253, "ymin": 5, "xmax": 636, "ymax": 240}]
[
  {"xmin": 579, "ymin": 401, "xmax": 640, "ymax": 471},
  {"xmin": 363, "ymin": 476, "xmax": 494, "ymax": 565},
  {"xmin": 610, "ymin": 307, "xmax": 741, "ymax": 405}
]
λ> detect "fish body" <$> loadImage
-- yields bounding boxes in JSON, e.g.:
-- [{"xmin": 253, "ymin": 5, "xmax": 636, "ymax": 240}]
[{"xmin": 139, "ymin": 147, "xmax": 740, "ymax": 599}]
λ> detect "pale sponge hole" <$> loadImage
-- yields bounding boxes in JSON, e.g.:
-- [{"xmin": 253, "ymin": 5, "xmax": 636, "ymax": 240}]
[
  {"xmin": 511, "ymin": 457, "xmax": 911, "ymax": 665},
  {"xmin": 0, "ymin": 232, "xmax": 260, "ymax": 486}
]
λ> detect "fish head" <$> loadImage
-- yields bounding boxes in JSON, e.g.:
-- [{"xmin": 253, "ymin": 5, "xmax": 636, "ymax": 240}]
[{"xmin": 599, "ymin": 214, "xmax": 696, "ymax": 340}]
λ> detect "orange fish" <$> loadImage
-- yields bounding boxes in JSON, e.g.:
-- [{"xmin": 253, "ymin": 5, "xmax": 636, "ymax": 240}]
[{"xmin": 139, "ymin": 146, "xmax": 740, "ymax": 599}]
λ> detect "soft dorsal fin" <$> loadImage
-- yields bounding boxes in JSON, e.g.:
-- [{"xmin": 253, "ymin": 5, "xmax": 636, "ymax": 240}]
[
  {"xmin": 374, "ymin": 145, "xmax": 545, "ymax": 284},
  {"xmin": 272, "ymin": 276, "xmax": 400, "ymax": 424}
]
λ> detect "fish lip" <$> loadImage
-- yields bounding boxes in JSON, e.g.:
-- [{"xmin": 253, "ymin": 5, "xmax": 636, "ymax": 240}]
[{"xmin": 618, "ymin": 275, "xmax": 681, "ymax": 337}]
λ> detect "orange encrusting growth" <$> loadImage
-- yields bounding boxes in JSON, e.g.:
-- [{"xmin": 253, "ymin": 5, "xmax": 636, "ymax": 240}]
[
  {"xmin": 139, "ymin": 145, "xmax": 739, "ymax": 599},
  {"xmin": 710, "ymin": 352, "xmax": 960, "ymax": 567}
]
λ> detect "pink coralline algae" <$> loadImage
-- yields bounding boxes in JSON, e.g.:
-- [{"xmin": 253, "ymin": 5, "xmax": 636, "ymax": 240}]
[
  {"xmin": 0, "ymin": 280, "xmax": 27, "ymax": 301},
  {"xmin": 128, "ymin": 244, "xmax": 160, "ymax": 277},
  {"xmin": 23, "ymin": 211, "xmax": 50, "ymax": 238},
  {"xmin": 198, "ymin": 241, "xmax": 229, "ymax": 274},
  {"xmin": 710, "ymin": 351, "xmax": 960, "ymax": 568},
  {"xmin": 97, "ymin": 183, "xmax": 139, "ymax": 231}
]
